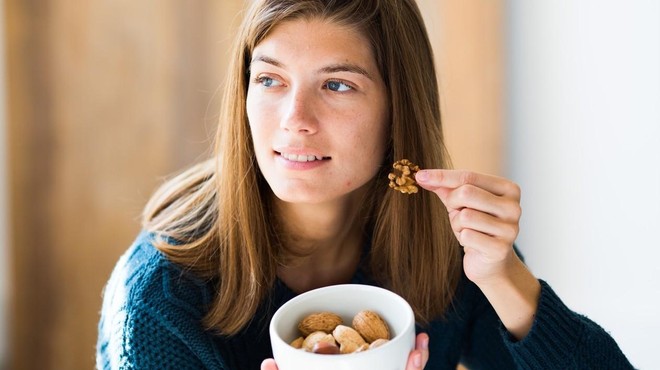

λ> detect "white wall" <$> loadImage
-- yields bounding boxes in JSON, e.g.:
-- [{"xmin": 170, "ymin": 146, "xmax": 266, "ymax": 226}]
[
  {"xmin": 506, "ymin": 1, "xmax": 660, "ymax": 369},
  {"xmin": 0, "ymin": 0, "xmax": 8, "ymax": 366}
]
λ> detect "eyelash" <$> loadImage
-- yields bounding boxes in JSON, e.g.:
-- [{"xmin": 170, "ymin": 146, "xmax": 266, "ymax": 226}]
[
  {"xmin": 323, "ymin": 80, "xmax": 354, "ymax": 93},
  {"xmin": 253, "ymin": 75, "xmax": 281, "ymax": 88},
  {"xmin": 252, "ymin": 75, "xmax": 355, "ymax": 93}
]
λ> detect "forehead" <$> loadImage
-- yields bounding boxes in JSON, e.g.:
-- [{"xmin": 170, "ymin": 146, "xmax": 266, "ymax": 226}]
[{"xmin": 252, "ymin": 18, "xmax": 376, "ymax": 67}]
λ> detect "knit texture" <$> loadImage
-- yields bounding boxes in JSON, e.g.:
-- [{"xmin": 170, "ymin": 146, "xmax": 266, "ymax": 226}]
[{"xmin": 97, "ymin": 232, "xmax": 635, "ymax": 369}]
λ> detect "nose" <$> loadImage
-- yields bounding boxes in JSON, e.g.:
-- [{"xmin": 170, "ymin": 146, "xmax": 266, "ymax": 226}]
[{"xmin": 280, "ymin": 87, "xmax": 318, "ymax": 134}]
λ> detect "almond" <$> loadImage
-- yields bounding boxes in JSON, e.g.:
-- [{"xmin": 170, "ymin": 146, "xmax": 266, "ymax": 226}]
[
  {"xmin": 298, "ymin": 312, "xmax": 343, "ymax": 337},
  {"xmin": 352, "ymin": 310, "xmax": 390, "ymax": 343}
]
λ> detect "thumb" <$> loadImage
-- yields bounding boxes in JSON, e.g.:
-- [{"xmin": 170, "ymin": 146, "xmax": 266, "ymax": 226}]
[
  {"xmin": 261, "ymin": 359, "xmax": 278, "ymax": 370},
  {"xmin": 415, "ymin": 171, "xmax": 451, "ymax": 206}
]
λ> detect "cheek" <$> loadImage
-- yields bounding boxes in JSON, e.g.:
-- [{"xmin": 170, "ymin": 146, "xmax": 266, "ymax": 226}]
[
  {"xmin": 339, "ymin": 138, "xmax": 384, "ymax": 188},
  {"xmin": 355, "ymin": 123, "xmax": 388, "ymax": 161},
  {"xmin": 246, "ymin": 98, "xmax": 268, "ymax": 144},
  {"xmin": 246, "ymin": 89, "xmax": 268, "ymax": 128}
]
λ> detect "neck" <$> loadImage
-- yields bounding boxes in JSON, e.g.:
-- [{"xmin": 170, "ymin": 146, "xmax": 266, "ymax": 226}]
[{"xmin": 273, "ymin": 188, "xmax": 370, "ymax": 293}]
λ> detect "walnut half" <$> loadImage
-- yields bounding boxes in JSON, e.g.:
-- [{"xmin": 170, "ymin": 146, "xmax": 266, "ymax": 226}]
[{"xmin": 388, "ymin": 159, "xmax": 420, "ymax": 194}]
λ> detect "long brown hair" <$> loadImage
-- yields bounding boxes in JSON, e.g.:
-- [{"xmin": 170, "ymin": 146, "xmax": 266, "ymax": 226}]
[{"xmin": 143, "ymin": 0, "xmax": 462, "ymax": 336}]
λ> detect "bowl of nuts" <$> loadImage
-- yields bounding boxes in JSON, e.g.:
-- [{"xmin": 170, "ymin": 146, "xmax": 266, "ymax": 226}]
[{"xmin": 269, "ymin": 284, "xmax": 416, "ymax": 370}]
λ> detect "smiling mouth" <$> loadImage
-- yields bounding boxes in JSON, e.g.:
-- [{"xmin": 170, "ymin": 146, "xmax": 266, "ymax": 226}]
[{"xmin": 277, "ymin": 152, "xmax": 331, "ymax": 162}]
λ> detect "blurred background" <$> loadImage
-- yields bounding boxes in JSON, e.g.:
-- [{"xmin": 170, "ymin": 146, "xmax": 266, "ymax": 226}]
[{"xmin": 0, "ymin": 0, "xmax": 658, "ymax": 369}]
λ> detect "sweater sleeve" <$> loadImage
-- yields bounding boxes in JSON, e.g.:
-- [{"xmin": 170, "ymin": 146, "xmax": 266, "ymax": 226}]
[
  {"xmin": 96, "ymin": 234, "xmax": 228, "ymax": 370},
  {"xmin": 97, "ymin": 304, "xmax": 209, "ymax": 370},
  {"xmin": 459, "ymin": 279, "xmax": 518, "ymax": 369},
  {"xmin": 502, "ymin": 280, "xmax": 636, "ymax": 370}
]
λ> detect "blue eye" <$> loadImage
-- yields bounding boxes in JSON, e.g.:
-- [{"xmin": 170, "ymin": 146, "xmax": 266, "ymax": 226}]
[
  {"xmin": 326, "ymin": 80, "xmax": 352, "ymax": 92},
  {"xmin": 256, "ymin": 76, "xmax": 282, "ymax": 87}
]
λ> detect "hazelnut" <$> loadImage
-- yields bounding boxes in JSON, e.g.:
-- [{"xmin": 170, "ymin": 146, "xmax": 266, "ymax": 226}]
[{"xmin": 312, "ymin": 341, "xmax": 340, "ymax": 355}]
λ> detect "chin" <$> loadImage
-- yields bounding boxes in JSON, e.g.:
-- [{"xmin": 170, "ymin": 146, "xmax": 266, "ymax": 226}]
[{"xmin": 271, "ymin": 187, "xmax": 330, "ymax": 205}]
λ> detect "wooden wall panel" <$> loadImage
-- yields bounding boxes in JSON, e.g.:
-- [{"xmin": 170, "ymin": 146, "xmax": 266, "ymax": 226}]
[
  {"xmin": 3, "ymin": 1, "xmax": 502, "ymax": 369},
  {"xmin": 419, "ymin": 0, "xmax": 504, "ymax": 176},
  {"xmin": 5, "ymin": 1, "xmax": 243, "ymax": 369}
]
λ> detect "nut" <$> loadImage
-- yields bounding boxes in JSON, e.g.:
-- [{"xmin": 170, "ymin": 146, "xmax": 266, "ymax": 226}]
[
  {"xmin": 312, "ymin": 341, "xmax": 341, "ymax": 355},
  {"xmin": 298, "ymin": 312, "xmax": 343, "ymax": 337},
  {"xmin": 369, "ymin": 338, "xmax": 390, "ymax": 349},
  {"xmin": 388, "ymin": 159, "xmax": 420, "ymax": 194},
  {"xmin": 302, "ymin": 331, "xmax": 337, "ymax": 352},
  {"xmin": 332, "ymin": 325, "xmax": 368, "ymax": 354},
  {"xmin": 291, "ymin": 310, "xmax": 393, "ymax": 354},
  {"xmin": 290, "ymin": 336, "xmax": 304, "ymax": 349},
  {"xmin": 352, "ymin": 310, "xmax": 391, "ymax": 343}
]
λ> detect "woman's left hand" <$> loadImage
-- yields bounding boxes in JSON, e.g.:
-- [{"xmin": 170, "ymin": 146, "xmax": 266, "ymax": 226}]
[{"xmin": 415, "ymin": 169, "xmax": 522, "ymax": 286}]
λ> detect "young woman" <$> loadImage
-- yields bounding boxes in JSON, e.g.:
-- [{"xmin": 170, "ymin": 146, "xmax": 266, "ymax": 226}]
[{"xmin": 97, "ymin": 0, "xmax": 634, "ymax": 369}]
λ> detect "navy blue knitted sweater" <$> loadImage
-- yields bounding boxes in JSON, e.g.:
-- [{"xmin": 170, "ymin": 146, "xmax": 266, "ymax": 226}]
[{"xmin": 96, "ymin": 232, "xmax": 634, "ymax": 369}]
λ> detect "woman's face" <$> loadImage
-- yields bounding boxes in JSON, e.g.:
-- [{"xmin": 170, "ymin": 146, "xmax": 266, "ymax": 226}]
[{"xmin": 246, "ymin": 18, "xmax": 389, "ymax": 204}]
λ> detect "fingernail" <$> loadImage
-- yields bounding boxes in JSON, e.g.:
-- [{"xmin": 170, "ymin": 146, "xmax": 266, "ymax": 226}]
[
  {"xmin": 422, "ymin": 336, "xmax": 429, "ymax": 350},
  {"xmin": 415, "ymin": 170, "xmax": 428, "ymax": 182},
  {"xmin": 413, "ymin": 353, "xmax": 422, "ymax": 368}
]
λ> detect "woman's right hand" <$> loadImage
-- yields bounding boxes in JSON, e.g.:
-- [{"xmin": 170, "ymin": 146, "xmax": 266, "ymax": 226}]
[{"xmin": 261, "ymin": 332, "xmax": 430, "ymax": 370}]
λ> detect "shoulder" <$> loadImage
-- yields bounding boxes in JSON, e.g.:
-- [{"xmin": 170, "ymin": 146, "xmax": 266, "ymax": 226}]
[
  {"xmin": 97, "ymin": 232, "xmax": 221, "ymax": 369},
  {"xmin": 100, "ymin": 231, "xmax": 212, "ymax": 320}
]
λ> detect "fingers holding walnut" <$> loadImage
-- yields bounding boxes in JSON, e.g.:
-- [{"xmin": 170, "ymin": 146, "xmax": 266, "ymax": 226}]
[{"xmin": 388, "ymin": 159, "xmax": 420, "ymax": 194}]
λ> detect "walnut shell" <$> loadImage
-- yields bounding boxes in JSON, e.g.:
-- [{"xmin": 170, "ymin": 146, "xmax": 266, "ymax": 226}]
[
  {"xmin": 298, "ymin": 312, "xmax": 343, "ymax": 337},
  {"xmin": 332, "ymin": 325, "xmax": 368, "ymax": 354},
  {"xmin": 352, "ymin": 310, "xmax": 390, "ymax": 343}
]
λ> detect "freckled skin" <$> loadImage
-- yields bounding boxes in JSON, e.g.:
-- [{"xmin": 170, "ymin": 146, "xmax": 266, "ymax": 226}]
[{"xmin": 246, "ymin": 19, "xmax": 389, "ymax": 205}]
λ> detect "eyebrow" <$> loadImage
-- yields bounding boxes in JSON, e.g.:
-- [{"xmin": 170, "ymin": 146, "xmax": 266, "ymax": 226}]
[
  {"xmin": 319, "ymin": 63, "xmax": 373, "ymax": 80},
  {"xmin": 250, "ymin": 54, "xmax": 374, "ymax": 81},
  {"xmin": 251, "ymin": 55, "xmax": 283, "ymax": 68}
]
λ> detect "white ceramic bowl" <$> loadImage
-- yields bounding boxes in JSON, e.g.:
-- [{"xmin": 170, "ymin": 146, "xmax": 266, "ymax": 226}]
[{"xmin": 269, "ymin": 284, "xmax": 416, "ymax": 370}]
